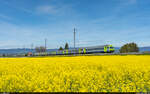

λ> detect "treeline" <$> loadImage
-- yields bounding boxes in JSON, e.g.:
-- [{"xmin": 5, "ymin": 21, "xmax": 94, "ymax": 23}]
[
  {"xmin": 35, "ymin": 46, "xmax": 46, "ymax": 53},
  {"xmin": 35, "ymin": 43, "xmax": 69, "ymax": 53},
  {"xmin": 59, "ymin": 43, "xmax": 69, "ymax": 50}
]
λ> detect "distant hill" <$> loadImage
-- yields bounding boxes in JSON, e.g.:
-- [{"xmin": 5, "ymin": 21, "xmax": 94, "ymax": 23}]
[
  {"xmin": 0, "ymin": 46, "xmax": 150, "ymax": 54},
  {"xmin": 139, "ymin": 47, "xmax": 150, "ymax": 52},
  {"xmin": 114, "ymin": 47, "xmax": 120, "ymax": 53},
  {"xmin": 0, "ymin": 48, "xmax": 58, "ymax": 54}
]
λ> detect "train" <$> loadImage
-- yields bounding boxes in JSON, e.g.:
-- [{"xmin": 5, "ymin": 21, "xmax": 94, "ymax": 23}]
[{"xmin": 33, "ymin": 45, "xmax": 115, "ymax": 56}]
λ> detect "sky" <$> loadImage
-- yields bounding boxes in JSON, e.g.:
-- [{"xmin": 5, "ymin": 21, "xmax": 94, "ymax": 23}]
[{"xmin": 0, "ymin": 0, "xmax": 150, "ymax": 49}]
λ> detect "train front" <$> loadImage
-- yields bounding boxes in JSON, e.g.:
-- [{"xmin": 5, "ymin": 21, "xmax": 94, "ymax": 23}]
[{"xmin": 107, "ymin": 45, "xmax": 115, "ymax": 53}]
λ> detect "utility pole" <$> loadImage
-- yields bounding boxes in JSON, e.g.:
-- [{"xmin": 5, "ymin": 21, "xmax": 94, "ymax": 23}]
[
  {"xmin": 74, "ymin": 28, "xmax": 76, "ymax": 49},
  {"xmin": 31, "ymin": 43, "xmax": 34, "ymax": 52},
  {"xmin": 73, "ymin": 28, "xmax": 76, "ymax": 55},
  {"xmin": 45, "ymin": 38, "xmax": 47, "ymax": 52},
  {"xmin": 23, "ymin": 45, "xmax": 25, "ymax": 53}
]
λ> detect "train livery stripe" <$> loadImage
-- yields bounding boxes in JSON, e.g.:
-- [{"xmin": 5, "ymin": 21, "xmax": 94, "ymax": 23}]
[
  {"xmin": 83, "ymin": 48, "xmax": 86, "ymax": 54},
  {"xmin": 79, "ymin": 49, "xmax": 82, "ymax": 54},
  {"xmin": 66, "ymin": 50, "xmax": 68, "ymax": 54},
  {"xmin": 104, "ymin": 46, "xmax": 107, "ymax": 53}
]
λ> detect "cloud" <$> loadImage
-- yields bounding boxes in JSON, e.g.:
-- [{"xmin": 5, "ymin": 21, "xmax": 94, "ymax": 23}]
[
  {"xmin": 119, "ymin": 0, "xmax": 137, "ymax": 5},
  {"xmin": 0, "ymin": 21, "xmax": 41, "ymax": 48},
  {"xmin": 35, "ymin": 4, "xmax": 74, "ymax": 16},
  {"xmin": 0, "ymin": 20, "xmax": 75, "ymax": 49},
  {"xmin": 1, "ymin": 0, "xmax": 34, "ymax": 15},
  {"xmin": 0, "ymin": 14, "xmax": 12, "ymax": 21},
  {"xmin": 36, "ymin": 5, "xmax": 57, "ymax": 14},
  {"xmin": 128, "ymin": 0, "xmax": 137, "ymax": 4}
]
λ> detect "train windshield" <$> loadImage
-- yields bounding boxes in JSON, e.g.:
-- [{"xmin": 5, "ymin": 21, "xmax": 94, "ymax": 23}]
[{"xmin": 109, "ymin": 47, "xmax": 114, "ymax": 49}]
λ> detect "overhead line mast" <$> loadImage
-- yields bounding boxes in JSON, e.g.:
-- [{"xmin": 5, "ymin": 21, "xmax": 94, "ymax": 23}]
[
  {"xmin": 74, "ymin": 28, "xmax": 76, "ymax": 50},
  {"xmin": 31, "ymin": 43, "xmax": 34, "ymax": 53},
  {"xmin": 45, "ymin": 38, "xmax": 47, "ymax": 52}
]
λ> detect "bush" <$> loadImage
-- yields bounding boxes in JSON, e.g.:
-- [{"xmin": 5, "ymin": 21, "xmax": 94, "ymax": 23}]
[
  {"xmin": 120, "ymin": 43, "xmax": 139, "ymax": 53},
  {"xmin": 35, "ymin": 46, "xmax": 46, "ymax": 53},
  {"xmin": 59, "ymin": 46, "xmax": 63, "ymax": 51}
]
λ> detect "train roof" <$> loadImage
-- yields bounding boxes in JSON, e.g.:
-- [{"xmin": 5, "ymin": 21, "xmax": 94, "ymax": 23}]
[
  {"xmin": 57, "ymin": 45, "xmax": 114, "ymax": 51},
  {"xmin": 79, "ymin": 45, "xmax": 111, "ymax": 49}
]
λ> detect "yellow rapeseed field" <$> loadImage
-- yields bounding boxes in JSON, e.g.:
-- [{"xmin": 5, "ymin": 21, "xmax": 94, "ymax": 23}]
[{"xmin": 0, "ymin": 55, "xmax": 150, "ymax": 92}]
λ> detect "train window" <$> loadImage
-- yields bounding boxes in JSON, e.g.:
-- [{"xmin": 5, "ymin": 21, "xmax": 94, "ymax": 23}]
[{"xmin": 88, "ymin": 48, "xmax": 104, "ymax": 50}]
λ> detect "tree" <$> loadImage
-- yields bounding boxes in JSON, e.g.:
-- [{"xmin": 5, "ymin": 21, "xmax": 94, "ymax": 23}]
[
  {"xmin": 65, "ymin": 43, "xmax": 69, "ymax": 49},
  {"xmin": 35, "ymin": 46, "xmax": 46, "ymax": 53},
  {"xmin": 120, "ymin": 42, "xmax": 139, "ymax": 53},
  {"xmin": 59, "ymin": 46, "xmax": 63, "ymax": 50}
]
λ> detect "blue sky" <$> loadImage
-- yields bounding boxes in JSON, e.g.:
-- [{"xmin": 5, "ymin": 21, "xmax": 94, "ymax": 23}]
[{"xmin": 0, "ymin": 0, "xmax": 150, "ymax": 49}]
